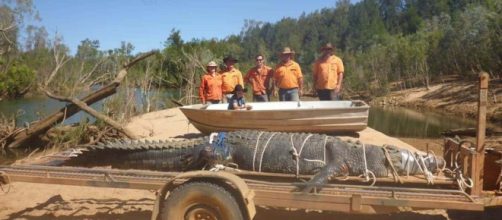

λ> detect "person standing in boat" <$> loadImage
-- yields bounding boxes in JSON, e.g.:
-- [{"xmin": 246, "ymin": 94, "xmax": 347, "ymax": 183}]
[
  {"xmin": 274, "ymin": 47, "xmax": 303, "ymax": 101},
  {"xmin": 312, "ymin": 43, "xmax": 345, "ymax": 100},
  {"xmin": 220, "ymin": 55, "xmax": 244, "ymax": 103},
  {"xmin": 199, "ymin": 61, "xmax": 223, "ymax": 104},
  {"xmin": 228, "ymin": 84, "xmax": 252, "ymax": 110},
  {"xmin": 244, "ymin": 54, "xmax": 274, "ymax": 102}
]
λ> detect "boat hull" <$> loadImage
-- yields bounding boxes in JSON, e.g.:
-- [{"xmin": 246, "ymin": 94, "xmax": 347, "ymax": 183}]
[{"xmin": 180, "ymin": 100, "xmax": 369, "ymax": 134}]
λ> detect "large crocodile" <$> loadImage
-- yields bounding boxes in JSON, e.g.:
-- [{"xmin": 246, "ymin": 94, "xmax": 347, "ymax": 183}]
[{"xmin": 43, "ymin": 130, "xmax": 445, "ymax": 192}]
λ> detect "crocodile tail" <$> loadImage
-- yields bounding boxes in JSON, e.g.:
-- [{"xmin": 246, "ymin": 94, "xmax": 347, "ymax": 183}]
[{"xmin": 38, "ymin": 137, "xmax": 210, "ymax": 171}]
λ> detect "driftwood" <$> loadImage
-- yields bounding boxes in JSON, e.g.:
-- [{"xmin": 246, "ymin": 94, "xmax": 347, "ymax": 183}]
[{"xmin": 5, "ymin": 51, "xmax": 156, "ymax": 148}]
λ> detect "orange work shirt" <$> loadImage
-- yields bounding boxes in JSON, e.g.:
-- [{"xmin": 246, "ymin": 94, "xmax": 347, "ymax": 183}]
[
  {"xmin": 199, "ymin": 73, "xmax": 223, "ymax": 103},
  {"xmin": 220, "ymin": 68, "xmax": 244, "ymax": 93},
  {"xmin": 274, "ymin": 61, "xmax": 303, "ymax": 89},
  {"xmin": 244, "ymin": 65, "xmax": 273, "ymax": 95},
  {"xmin": 312, "ymin": 55, "xmax": 344, "ymax": 90}
]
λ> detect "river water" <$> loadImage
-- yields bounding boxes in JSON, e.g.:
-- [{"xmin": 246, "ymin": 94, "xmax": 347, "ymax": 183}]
[
  {"xmin": 0, "ymin": 88, "xmax": 183, "ymax": 126},
  {"xmin": 368, "ymin": 106, "xmax": 478, "ymax": 138}
]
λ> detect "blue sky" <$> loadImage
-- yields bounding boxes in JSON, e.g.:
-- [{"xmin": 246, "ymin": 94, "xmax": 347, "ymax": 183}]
[{"xmin": 33, "ymin": 0, "xmax": 358, "ymax": 54}]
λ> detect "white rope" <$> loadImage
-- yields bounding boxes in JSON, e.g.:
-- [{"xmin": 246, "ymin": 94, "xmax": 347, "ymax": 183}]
[
  {"xmin": 303, "ymin": 159, "xmax": 326, "ymax": 165},
  {"xmin": 457, "ymin": 173, "xmax": 474, "ymax": 190},
  {"xmin": 322, "ymin": 136, "xmax": 328, "ymax": 164},
  {"xmin": 209, "ymin": 164, "xmax": 241, "ymax": 172},
  {"xmin": 454, "ymin": 151, "xmax": 461, "ymax": 169},
  {"xmin": 290, "ymin": 135, "xmax": 300, "ymax": 177},
  {"xmin": 361, "ymin": 143, "xmax": 370, "ymax": 181},
  {"xmin": 289, "ymin": 134, "xmax": 314, "ymax": 177},
  {"xmin": 297, "ymin": 134, "xmax": 313, "ymax": 176},
  {"xmin": 258, "ymin": 133, "xmax": 277, "ymax": 172},
  {"xmin": 357, "ymin": 143, "xmax": 377, "ymax": 186},
  {"xmin": 417, "ymin": 153, "xmax": 434, "ymax": 184},
  {"xmin": 252, "ymin": 131, "xmax": 265, "ymax": 171},
  {"xmin": 209, "ymin": 132, "xmax": 218, "ymax": 144},
  {"xmin": 298, "ymin": 134, "xmax": 313, "ymax": 156}
]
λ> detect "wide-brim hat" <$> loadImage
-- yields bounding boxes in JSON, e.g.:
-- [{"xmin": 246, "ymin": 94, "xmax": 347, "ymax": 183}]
[
  {"xmin": 280, "ymin": 47, "xmax": 295, "ymax": 55},
  {"xmin": 206, "ymin": 61, "xmax": 217, "ymax": 67},
  {"xmin": 320, "ymin": 43, "xmax": 334, "ymax": 51},
  {"xmin": 223, "ymin": 55, "xmax": 239, "ymax": 63}
]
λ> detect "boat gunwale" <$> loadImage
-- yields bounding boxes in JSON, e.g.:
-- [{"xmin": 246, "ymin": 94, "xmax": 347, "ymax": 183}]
[{"xmin": 180, "ymin": 100, "xmax": 370, "ymax": 113}]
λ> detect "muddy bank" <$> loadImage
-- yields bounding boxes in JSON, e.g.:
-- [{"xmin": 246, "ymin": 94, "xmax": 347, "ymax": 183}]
[{"xmin": 370, "ymin": 79, "xmax": 502, "ymax": 124}]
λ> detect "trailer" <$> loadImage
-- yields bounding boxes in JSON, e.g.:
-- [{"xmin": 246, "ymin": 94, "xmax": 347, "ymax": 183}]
[{"xmin": 1, "ymin": 73, "xmax": 500, "ymax": 220}]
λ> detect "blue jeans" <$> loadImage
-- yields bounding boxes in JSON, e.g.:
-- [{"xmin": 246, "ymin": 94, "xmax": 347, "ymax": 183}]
[
  {"xmin": 317, "ymin": 89, "xmax": 339, "ymax": 101},
  {"xmin": 278, "ymin": 88, "xmax": 299, "ymax": 101},
  {"xmin": 207, "ymin": 100, "xmax": 221, "ymax": 104},
  {"xmin": 253, "ymin": 94, "xmax": 268, "ymax": 102}
]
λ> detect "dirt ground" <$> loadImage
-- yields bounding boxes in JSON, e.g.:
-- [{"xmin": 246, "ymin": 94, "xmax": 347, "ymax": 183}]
[
  {"xmin": 2, "ymin": 78, "xmax": 502, "ymax": 220},
  {"xmin": 2, "ymin": 182, "xmax": 501, "ymax": 220}
]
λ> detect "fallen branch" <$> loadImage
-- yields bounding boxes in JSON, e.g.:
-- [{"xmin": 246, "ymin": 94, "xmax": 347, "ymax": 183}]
[
  {"xmin": 43, "ymin": 88, "xmax": 138, "ymax": 139},
  {"xmin": 5, "ymin": 51, "xmax": 156, "ymax": 148}
]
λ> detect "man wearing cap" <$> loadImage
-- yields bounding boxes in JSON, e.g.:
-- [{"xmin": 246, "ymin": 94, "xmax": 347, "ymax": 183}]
[
  {"xmin": 199, "ymin": 61, "xmax": 223, "ymax": 104},
  {"xmin": 312, "ymin": 43, "xmax": 345, "ymax": 100},
  {"xmin": 220, "ymin": 55, "xmax": 244, "ymax": 102},
  {"xmin": 244, "ymin": 54, "xmax": 274, "ymax": 102},
  {"xmin": 274, "ymin": 47, "xmax": 303, "ymax": 101}
]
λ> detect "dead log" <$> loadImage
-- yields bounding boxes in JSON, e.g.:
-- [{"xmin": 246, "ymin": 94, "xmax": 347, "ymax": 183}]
[
  {"xmin": 43, "ymin": 88, "xmax": 138, "ymax": 139},
  {"xmin": 5, "ymin": 51, "xmax": 156, "ymax": 148}
]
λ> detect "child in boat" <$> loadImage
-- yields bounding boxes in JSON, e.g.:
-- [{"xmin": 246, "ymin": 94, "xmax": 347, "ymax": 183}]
[{"xmin": 228, "ymin": 84, "xmax": 252, "ymax": 110}]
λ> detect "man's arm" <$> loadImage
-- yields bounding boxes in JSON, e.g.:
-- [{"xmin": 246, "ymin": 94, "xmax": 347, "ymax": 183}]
[
  {"xmin": 199, "ymin": 77, "xmax": 206, "ymax": 104},
  {"xmin": 335, "ymin": 58, "xmax": 345, "ymax": 93},
  {"xmin": 335, "ymin": 72, "xmax": 344, "ymax": 93},
  {"xmin": 299, "ymin": 77, "xmax": 304, "ymax": 96},
  {"xmin": 296, "ymin": 63, "xmax": 303, "ymax": 96},
  {"xmin": 265, "ymin": 68, "xmax": 274, "ymax": 94}
]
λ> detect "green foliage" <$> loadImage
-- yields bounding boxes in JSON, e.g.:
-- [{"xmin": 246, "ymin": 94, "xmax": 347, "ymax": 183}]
[{"xmin": 0, "ymin": 62, "xmax": 35, "ymax": 98}]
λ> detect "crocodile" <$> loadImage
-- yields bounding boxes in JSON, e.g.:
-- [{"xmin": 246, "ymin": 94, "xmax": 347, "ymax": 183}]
[{"xmin": 43, "ymin": 130, "xmax": 445, "ymax": 192}]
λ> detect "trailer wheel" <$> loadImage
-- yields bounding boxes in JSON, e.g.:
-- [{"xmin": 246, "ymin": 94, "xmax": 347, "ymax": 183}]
[{"xmin": 160, "ymin": 182, "xmax": 244, "ymax": 220}]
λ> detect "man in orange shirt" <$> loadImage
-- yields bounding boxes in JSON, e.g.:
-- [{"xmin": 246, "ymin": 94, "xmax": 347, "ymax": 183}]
[
  {"xmin": 312, "ymin": 43, "xmax": 345, "ymax": 100},
  {"xmin": 199, "ymin": 61, "xmax": 222, "ymax": 104},
  {"xmin": 244, "ymin": 54, "xmax": 274, "ymax": 102},
  {"xmin": 220, "ymin": 55, "xmax": 244, "ymax": 103},
  {"xmin": 274, "ymin": 47, "xmax": 303, "ymax": 101}
]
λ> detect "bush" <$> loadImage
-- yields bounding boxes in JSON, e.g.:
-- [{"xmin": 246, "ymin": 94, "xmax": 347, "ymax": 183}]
[{"xmin": 0, "ymin": 63, "xmax": 35, "ymax": 98}]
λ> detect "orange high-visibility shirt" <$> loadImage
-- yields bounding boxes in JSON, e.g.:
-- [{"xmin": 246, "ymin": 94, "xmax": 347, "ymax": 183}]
[
  {"xmin": 220, "ymin": 68, "xmax": 244, "ymax": 93},
  {"xmin": 199, "ymin": 73, "xmax": 223, "ymax": 103},
  {"xmin": 244, "ymin": 65, "xmax": 273, "ymax": 95},
  {"xmin": 312, "ymin": 55, "xmax": 344, "ymax": 90},
  {"xmin": 274, "ymin": 61, "xmax": 303, "ymax": 89}
]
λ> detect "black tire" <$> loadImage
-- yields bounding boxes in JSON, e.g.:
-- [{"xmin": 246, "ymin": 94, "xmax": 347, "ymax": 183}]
[{"xmin": 160, "ymin": 182, "xmax": 244, "ymax": 220}]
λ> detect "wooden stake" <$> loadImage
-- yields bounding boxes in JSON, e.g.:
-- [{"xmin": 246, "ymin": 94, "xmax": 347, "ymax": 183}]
[{"xmin": 471, "ymin": 72, "xmax": 489, "ymax": 196}]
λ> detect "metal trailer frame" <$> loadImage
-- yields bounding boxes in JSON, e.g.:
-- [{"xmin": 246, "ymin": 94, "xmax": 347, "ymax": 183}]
[
  {"xmin": 0, "ymin": 163, "xmax": 491, "ymax": 220},
  {"xmin": 1, "ymin": 73, "xmax": 500, "ymax": 220}
]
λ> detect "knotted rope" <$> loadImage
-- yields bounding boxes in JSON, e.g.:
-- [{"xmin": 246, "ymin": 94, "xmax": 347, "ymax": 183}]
[{"xmin": 289, "ymin": 134, "xmax": 313, "ymax": 177}]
